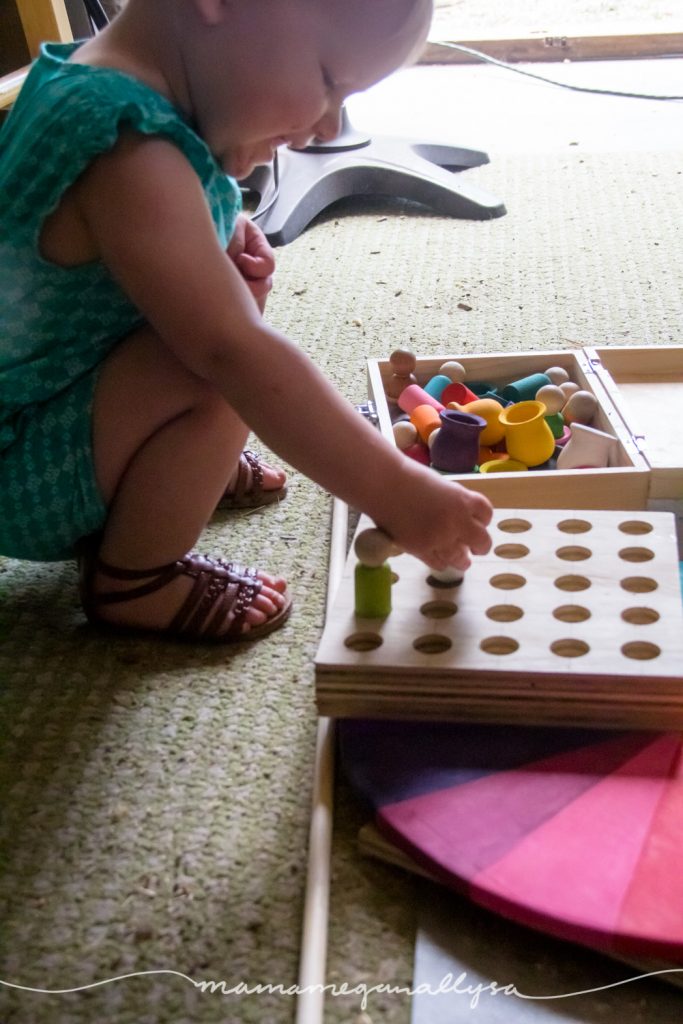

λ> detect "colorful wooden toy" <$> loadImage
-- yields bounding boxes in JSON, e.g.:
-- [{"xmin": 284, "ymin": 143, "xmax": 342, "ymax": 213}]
[
  {"xmin": 428, "ymin": 566, "xmax": 466, "ymax": 586},
  {"xmin": 403, "ymin": 441, "xmax": 431, "ymax": 465},
  {"xmin": 499, "ymin": 400, "xmax": 556, "ymax": 467},
  {"xmin": 430, "ymin": 411, "xmax": 486, "ymax": 473},
  {"xmin": 353, "ymin": 527, "xmax": 398, "ymax": 618},
  {"xmin": 501, "ymin": 372, "xmax": 551, "ymax": 404},
  {"xmin": 354, "ymin": 526, "xmax": 405, "ymax": 617},
  {"xmin": 354, "ymin": 562, "xmax": 393, "ymax": 618},
  {"xmin": 559, "ymin": 380, "xmax": 581, "ymax": 401},
  {"xmin": 398, "ymin": 383, "xmax": 444, "ymax": 415},
  {"xmin": 545, "ymin": 411, "xmax": 566, "ymax": 439},
  {"xmin": 385, "ymin": 348, "xmax": 417, "ymax": 402},
  {"xmin": 479, "ymin": 457, "xmax": 528, "ymax": 473},
  {"xmin": 563, "ymin": 389, "xmax": 599, "ymax": 426},
  {"xmin": 556, "ymin": 422, "xmax": 618, "ymax": 470},
  {"xmin": 392, "ymin": 420, "xmax": 418, "ymax": 450},
  {"xmin": 423, "ymin": 374, "xmax": 453, "ymax": 402},
  {"xmin": 442, "ymin": 381, "xmax": 479, "ymax": 406},
  {"xmin": 447, "ymin": 397, "xmax": 506, "ymax": 447},
  {"xmin": 544, "ymin": 365, "xmax": 570, "ymax": 385},
  {"xmin": 478, "ymin": 447, "xmax": 508, "ymax": 465},
  {"xmin": 535, "ymin": 383, "xmax": 565, "ymax": 415},
  {"xmin": 354, "ymin": 526, "xmax": 397, "ymax": 567},
  {"xmin": 439, "ymin": 360, "xmax": 467, "ymax": 383},
  {"xmin": 410, "ymin": 403, "xmax": 442, "ymax": 444}
]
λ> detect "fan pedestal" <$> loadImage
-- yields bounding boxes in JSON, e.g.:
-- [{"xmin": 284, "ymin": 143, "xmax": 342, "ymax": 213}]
[{"xmin": 241, "ymin": 108, "xmax": 505, "ymax": 246}]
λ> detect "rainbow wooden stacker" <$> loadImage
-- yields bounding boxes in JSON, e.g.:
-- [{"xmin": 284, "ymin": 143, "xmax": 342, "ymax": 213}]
[{"xmin": 338, "ymin": 716, "xmax": 683, "ymax": 962}]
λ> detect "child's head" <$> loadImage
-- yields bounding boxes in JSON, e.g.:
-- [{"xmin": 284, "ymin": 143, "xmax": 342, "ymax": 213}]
[{"xmin": 140, "ymin": 0, "xmax": 433, "ymax": 177}]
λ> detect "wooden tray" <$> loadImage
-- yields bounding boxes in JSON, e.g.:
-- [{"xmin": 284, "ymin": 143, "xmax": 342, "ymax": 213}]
[
  {"xmin": 367, "ymin": 344, "xmax": 683, "ymax": 511},
  {"xmin": 315, "ymin": 509, "xmax": 683, "ymax": 729}
]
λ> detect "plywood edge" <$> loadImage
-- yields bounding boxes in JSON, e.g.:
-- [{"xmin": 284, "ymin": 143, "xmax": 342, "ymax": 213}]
[
  {"xmin": 317, "ymin": 695, "xmax": 683, "ymax": 731},
  {"xmin": 0, "ymin": 66, "xmax": 28, "ymax": 110},
  {"xmin": 421, "ymin": 30, "xmax": 683, "ymax": 65}
]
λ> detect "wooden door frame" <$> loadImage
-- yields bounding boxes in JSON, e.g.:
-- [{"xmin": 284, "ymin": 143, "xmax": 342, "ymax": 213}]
[
  {"xmin": 421, "ymin": 29, "xmax": 683, "ymax": 65},
  {"xmin": 0, "ymin": 0, "xmax": 72, "ymax": 110}
]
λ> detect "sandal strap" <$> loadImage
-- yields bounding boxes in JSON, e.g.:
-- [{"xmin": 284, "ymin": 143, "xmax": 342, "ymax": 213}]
[
  {"xmin": 231, "ymin": 450, "xmax": 264, "ymax": 502},
  {"xmin": 170, "ymin": 556, "xmax": 261, "ymax": 639},
  {"xmin": 90, "ymin": 556, "xmax": 185, "ymax": 605},
  {"xmin": 79, "ymin": 543, "xmax": 263, "ymax": 640}
]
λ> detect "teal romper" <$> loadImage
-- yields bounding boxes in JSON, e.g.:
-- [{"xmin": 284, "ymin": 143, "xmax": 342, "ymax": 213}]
[{"xmin": 0, "ymin": 43, "xmax": 241, "ymax": 561}]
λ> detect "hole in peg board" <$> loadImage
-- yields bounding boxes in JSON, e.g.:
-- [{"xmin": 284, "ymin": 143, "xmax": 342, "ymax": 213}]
[
  {"xmin": 556, "ymin": 545, "xmax": 592, "ymax": 562},
  {"xmin": 486, "ymin": 604, "xmax": 524, "ymax": 622},
  {"xmin": 420, "ymin": 600, "xmax": 458, "ymax": 619},
  {"xmin": 621, "ymin": 576, "xmax": 658, "ymax": 593},
  {"xmin": 554, "ymin": 574, "xmax": 591, "ymax": 592},
  {"xmin": 557, "ymin": 518, "xmax": 592, "ymax": 534},
  {"xmin": 622, "ymin": 640, "xmax": 661, "ymax": 660},
  {"xmin": 414, "ymin": 634, "xmax": 452, "ymax": 654},
  {"xmin": 618, "ymin": 520, "xmax": 654, "ymax": 535},
  {"xmin": 497, "ymin": 518, "xmax": 532, "ymax": 533},
  {"xmin": 345, "ymin": 632, "xmax": 383, "ymax": 652},
  {"xmin": 494, "ymin": 543, "xmax": 529, "ymax": 560},
  {"xmin": 619, "ymin": 547, "xmax": 655, "ymax": 563},
  {"xmin": 551, "ymin": 638, "xmax": 590, "ymax": 658},
  {"xmin": 490, "ymin": 573, "xmax": 527, "ymax": 590},
  {"xmin": 621, "ymin": 607, "xmax": 660, "ymax": 625},
  {"xmin": 553, "ymin": 604, "xmax": 591, "ymax": 623},
  {"xmin": 480, "ymin": 636, "xmax": 519, "ymax": 656}
]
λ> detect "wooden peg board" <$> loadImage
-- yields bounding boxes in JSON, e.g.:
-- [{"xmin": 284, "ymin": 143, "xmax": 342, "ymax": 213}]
[{"xmin": 315, "ymin": 510, "xmax": 683, "ymax": 729}]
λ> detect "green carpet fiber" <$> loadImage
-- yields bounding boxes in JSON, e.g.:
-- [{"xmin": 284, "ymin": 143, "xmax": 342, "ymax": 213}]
[{"xmin": 1, "ymin": 150, "xmax": 682, "ymax": 1024}]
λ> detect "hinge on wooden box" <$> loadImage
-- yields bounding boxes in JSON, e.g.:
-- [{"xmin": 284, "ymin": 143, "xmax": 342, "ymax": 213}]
[
  {"xmin": 589, "ymin": 356, "xmax": 602, "ymax": 369},
  {"xmin": 632, "ymin": 433, "xmax": 647, "ymax": 455},
  {"xmin": 355, "ymin": 399, "xmax": 379, "ymax": 427}
]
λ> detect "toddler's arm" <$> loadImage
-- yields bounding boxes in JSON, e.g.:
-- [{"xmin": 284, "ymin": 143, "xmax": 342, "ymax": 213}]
[{"xmin": 77, "ymin": 134, "xmax": 492, "ymax": 567}]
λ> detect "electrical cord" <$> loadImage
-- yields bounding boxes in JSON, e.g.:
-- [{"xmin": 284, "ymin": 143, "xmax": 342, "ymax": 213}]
[
  {"xmin": 246, "ymin": 38, "xmax": 681, "ymax": 218},
  {"xmin": 431, "ymin": 40, "xmax": 683, "ymax": 101},
  {"xmin": 76, "ymin": 2, "xmax": 682, "ymax": 102}
]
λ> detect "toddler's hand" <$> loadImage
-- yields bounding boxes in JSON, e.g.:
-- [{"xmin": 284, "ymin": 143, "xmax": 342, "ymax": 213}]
[
  {"xmin": 377, "ymin": 470, "xmax": 493, "ymax": 574},
  {"xmin": 227, "ymin": 214, "xmax": 275, "ymax": 313}
]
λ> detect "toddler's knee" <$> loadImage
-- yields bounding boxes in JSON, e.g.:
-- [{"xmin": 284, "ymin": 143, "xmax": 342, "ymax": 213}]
[{"xmin": 198, "ymin": 380, "xmax": 243, "ymax": 428}]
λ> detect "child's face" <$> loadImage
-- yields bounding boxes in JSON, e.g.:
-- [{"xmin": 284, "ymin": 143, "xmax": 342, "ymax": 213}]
[{"xmin": 183, "ymin": 0, "xmax": 433, "ymax": 178}]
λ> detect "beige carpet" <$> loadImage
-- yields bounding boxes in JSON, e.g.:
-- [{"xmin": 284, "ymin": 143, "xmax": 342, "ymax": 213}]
[{"xmin": 1, "ymin": 149, "xmax": 682, "ymax": 1024}]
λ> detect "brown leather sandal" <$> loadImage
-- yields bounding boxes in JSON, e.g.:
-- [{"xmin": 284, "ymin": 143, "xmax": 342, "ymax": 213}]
[
  {"xmin": 217, "ymin": 450, "xmax": 287, "ymax": 511},
  {"xmin": 78, "ymin": 542, "xmax": 292, "ymax": 643}
]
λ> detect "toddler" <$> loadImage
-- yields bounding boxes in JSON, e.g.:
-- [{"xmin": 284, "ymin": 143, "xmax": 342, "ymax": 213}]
[{"xmin": 0, "ymin": 0, "xmax": 493, "ymax": 642}]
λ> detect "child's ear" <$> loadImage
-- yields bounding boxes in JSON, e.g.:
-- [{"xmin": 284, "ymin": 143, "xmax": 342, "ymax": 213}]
[{"xmin": 192, "ymin": 0, "xmax": 230, "ymax": 27}]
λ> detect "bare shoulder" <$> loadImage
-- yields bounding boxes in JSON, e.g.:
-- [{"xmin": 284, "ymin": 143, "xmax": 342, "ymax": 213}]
[
  {"xmin": 76, "ymin": 130, "xmax": 208, "ymax": 227},
  {"xmin": 75, "ymin": 128, "xmax": 227, "ymax": 288},
  {"xmin": 41, "ymin": 133, "xmax": 192, "ymax": 266},
  {"xmin": 73, "ymin": 130, "xmax": 262, "ymax": 375}
]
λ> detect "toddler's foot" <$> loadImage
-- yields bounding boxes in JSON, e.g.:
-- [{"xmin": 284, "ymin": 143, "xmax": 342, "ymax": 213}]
[
  {"xmin": 78, "ymin": 542, "xmax": 291, "ymax": 642},
  {"xmin": 218, "ymin": 450, "xmax": 287, "ymax": 510}
]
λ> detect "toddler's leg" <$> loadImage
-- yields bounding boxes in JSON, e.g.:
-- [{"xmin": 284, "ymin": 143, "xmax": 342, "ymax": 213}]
[{"xmin": 89, "ymin": 325, "xmax": 288, "ymax": 638}]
